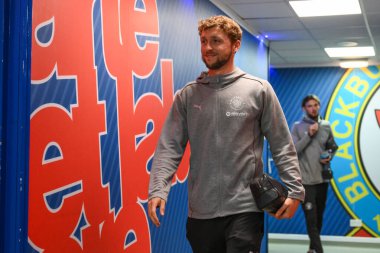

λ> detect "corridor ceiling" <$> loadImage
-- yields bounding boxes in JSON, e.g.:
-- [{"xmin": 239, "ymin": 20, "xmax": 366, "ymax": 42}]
[{"xmin": 212, "ymin": 0, "xmax": 380, "ymax": 68}]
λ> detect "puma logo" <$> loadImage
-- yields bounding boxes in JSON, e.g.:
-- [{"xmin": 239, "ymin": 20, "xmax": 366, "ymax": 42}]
[{"xmin": 193, "ymin": 104, "xmax": 202, "ymax": 111}]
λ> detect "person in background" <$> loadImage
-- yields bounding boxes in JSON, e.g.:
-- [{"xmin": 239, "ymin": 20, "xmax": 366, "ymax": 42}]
[
  {"xmin": 148, "ymin": 15, "xmax": 305, "ymax": 253},
  {"xmin": 291, "ymin": 94, "xmax": 337, "ymax": 253}
]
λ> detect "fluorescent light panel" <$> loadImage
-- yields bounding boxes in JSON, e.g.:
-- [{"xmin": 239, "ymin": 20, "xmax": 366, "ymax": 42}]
[
  {"xmin": 340, "ymin": 60, "xmax": 368, "ymax": 68},
  {"xmin": 325, "ymin": 47, "xmax": 375, "ymax": 58},
  {"xmin": 289, "ymin": 0, "xmax": 361, "ymax": 17}
]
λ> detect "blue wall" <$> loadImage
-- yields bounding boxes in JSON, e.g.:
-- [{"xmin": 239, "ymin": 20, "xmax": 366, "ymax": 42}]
[
  {"xmin": 269, "ymin": 66, "xmax": 380, "ymax": 238},
  {"xmin": 269, "ymin": 67, "xmax": 350, "ymax": 236},
  {"xmin": 25, "ymin": 0, "xmax": 269, "ymax": 252},
  {"xmin": 0, "ymin": 0, "xmax": 32, "ymax": 252},
  {"xmin": 0, "ymin": 0, "xmax": 5, "ymax": 248}
]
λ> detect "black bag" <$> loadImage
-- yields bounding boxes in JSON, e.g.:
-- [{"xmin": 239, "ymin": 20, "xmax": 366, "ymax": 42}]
[
  {"xmin": 322, "ymin": 133, "xmax": 338, "ymax": 180},
  {"xmin": 322, "ymin": 167, "xmax": 333, "ymax": 180},
  {"xmin": 326, "ymin": 135, "xmax": 339, "ymax": 153},
  {"xmin": 250, "ymin": 174, "xmax": 288, "ymax": 213}
]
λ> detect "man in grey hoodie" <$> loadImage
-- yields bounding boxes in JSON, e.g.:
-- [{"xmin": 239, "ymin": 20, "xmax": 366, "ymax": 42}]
[
  {"xmin": 291, "ymin": 95, "xmax": 336, "ymax": 253},
  {"xmin": 148, "ymin": 15, "xmax": 305, "ymax": 253}
]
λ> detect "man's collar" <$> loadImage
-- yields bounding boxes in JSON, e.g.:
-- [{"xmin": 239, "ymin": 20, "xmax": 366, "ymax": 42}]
[{"xmin": 303, "ymin": 114, "xmax": 321, "ymax": 124}]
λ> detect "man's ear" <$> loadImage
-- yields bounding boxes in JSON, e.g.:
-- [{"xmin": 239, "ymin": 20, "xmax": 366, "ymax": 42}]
[{"xmin": 234, "ymin": 40, "xmax": 241, "ymax": 53}]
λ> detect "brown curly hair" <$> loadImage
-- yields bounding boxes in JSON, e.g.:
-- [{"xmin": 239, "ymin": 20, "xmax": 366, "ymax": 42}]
[{"xmin": 198, "ymin": 15, "xmax": 242, "ymax": 43}]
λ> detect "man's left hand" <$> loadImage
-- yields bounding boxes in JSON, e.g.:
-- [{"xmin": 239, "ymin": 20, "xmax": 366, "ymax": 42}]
[
  {"xmin": 271, "ymin": 198, "xmax": 300, "ymax": 219},
  {"xmin": 320, "ymin": 158, "xmax": 331, "ymax": 164}
]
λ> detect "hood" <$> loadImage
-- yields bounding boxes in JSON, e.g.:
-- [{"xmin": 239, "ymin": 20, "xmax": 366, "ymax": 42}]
[{"xmin": 196, "ymin": 68, "xmax": 246, "ymax": 89}]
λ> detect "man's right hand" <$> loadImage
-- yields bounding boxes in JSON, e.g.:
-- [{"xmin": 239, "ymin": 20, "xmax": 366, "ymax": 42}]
[
  {"xmin": 148, "ymin": 197, "xmax": 166, "ymax": 227},
  {"xmin": 308, "ymin": 122, "xmax": 319, "ymax": 137}
]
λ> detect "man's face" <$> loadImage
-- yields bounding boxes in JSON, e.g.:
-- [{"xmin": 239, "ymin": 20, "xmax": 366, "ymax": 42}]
[
  {"xmin": 303, "ymin": 99, "xmax": 320, "ymax": 118},
  {"xmin": 200, "ymin": 27, "xmax": 237, "ymax": 70}
]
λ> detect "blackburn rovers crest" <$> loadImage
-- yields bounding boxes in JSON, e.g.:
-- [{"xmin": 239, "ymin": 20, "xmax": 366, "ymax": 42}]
[{"xmin": 326, "ymin": 66, "xmax": 380, "ymax": 237}]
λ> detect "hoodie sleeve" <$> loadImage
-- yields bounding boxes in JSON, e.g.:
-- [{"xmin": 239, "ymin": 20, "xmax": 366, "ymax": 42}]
[
  {"xmin": 148, "ymin": 91, "xmax": 189, "ymax": 202},
  {"xmin": 291, "ymin": 123, "xmax": 313, "ymax": 154},
  {"xmin": 260, "ymin": 81, "xmax": 305, "ymax": 201}
]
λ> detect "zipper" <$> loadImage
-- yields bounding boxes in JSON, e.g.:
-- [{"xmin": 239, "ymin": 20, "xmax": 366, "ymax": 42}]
[{"xmin": 216, "ymin": 91, "xmax": 222, "ymax": 215}]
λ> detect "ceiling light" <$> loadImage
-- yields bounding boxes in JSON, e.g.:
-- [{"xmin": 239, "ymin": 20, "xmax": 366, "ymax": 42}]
[
  {"xmin": 340, "ymin": 60, "xmax": 369, "ymax": 68},
  {"xmin": 289, "ymin": 0, "xmax": 361, "ymax": 17},
  {"xmin": 324, "ymin": 46, "xmax": 375, "ymax": 58},
  {"xmin": 336, "ymin": 41, "xmax": 358, "ymax": 47}
]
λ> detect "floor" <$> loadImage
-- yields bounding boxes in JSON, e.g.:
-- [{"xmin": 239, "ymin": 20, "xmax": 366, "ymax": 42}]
[{"xmin": 268, "ymin": 233, "xmax": 380, "ymax": 253}]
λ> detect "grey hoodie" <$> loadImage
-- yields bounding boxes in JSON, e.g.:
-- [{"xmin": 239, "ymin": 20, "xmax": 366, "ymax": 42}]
[
  {"xmin": 291, "ymin": 116, "xmax": 335, "ymax": 185},
  {"xmin": 149, "ymin": 68, "xmax": 305, "ymax": 219}
]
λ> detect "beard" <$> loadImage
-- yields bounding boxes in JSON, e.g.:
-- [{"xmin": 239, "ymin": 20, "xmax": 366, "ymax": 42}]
[
  {"xmin": 202, "ymin": 49, "xmax": 233, "ymax": 70},
  {"xmin": 306, "ymin": 111, "xmax": 319, "ymax": 121}
]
